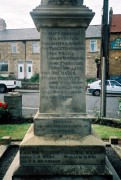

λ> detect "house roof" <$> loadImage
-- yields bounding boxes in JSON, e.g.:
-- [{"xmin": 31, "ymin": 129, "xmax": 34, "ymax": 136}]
[
  {"xmin": 0, "ymin": 28, "xmax": 40, "ymax": 41},
  {"xmin": 86, "ymin": 25, "xmax": 101, "ymax": 38},
  {"xmin": 0, "ymin": 25, "xmax": 101, "ymax": 41},
  {"xmin": 110, "ymin": 14, "xmax": 121, "ymax": 33}
]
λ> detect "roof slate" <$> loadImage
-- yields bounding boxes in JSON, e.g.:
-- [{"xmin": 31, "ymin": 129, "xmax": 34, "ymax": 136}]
[
  {"xmin": 0, "ymin": 25, "xmax": 101, "ymax": 41},
  {"xmin": 0, "ymin": 28, "xmax": 40, "ymax": 41},
  {"xmin": 110, "ymin": 14, "xmax": 121, "ymax": 33},
  {"xmin": 86, "ymin": 25, "xmax": 101, "ymax": 38}
]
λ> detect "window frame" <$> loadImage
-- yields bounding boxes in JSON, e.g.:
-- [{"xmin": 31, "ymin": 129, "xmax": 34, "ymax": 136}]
[
  {"xmin": 0, "ymin": 61, "xmax": 8, "ymax": 72},
  {"xmin": 11, "ymin": 43, "xmax": 18, "ymax": 53},
  {"xmin": 90, "ymin": 39, "xmax": 97, "ymax": 52},
  {"xmin": 32, "ymin": 41, "xmax": 40, "ymax": 54}
]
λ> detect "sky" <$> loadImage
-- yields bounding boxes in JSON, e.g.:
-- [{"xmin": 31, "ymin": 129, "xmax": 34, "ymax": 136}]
[{"xmin": 0, "ymin": 0, "xmax": 121, "ymax": 29}]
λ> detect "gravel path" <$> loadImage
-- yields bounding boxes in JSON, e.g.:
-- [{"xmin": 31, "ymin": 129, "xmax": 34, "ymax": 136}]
[
  {"xmin": 106, "ymin": 146, "xmax": 121, "ymax": 179},
  {"xmin": 0, "ymin": 145, "xmax": 18, "ymax": 180}
]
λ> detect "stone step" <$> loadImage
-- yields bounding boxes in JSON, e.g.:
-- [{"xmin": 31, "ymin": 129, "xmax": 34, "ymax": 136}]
[{"xmin": 19, "ymin": 125, "xmax": 106, "ymax": 166}]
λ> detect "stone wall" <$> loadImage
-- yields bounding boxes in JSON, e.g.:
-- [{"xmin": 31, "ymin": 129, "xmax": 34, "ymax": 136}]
[
  {"xmin": 0, "ymin": 41, "xmax": 40, "ymax": 79},
  {"xmin": 85, "ymin": 38, "xmax": 101, "ymax": 78}
]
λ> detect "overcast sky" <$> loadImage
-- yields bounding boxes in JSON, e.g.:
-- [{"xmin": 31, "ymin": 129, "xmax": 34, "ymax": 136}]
[{"xmin": 0, "ymin": 0, "xmax": 121, "ymax": 29}]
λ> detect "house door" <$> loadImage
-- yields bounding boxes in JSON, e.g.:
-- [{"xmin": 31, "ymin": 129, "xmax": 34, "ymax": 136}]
[
  {"xmin": 18, "ymin": 62, "xmax": 24, "ymax": 79},
  {"xmin": 26, "ymin": 62, "xmax": 33, "ymax": 79}
]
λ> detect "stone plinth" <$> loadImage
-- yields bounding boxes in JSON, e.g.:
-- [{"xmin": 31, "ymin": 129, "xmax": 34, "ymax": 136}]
[
  {"xmin": 34, "ymin": 113, "xmax": 91, "ymax": 136},
  {"xmin": 20, "ymin": 125, "xmax": 106, "ymax": 166},
  {"xmin": 12, "ymin": 125, "xmax": 113, "ymax": 180},
  {"xmin": 13, "ymin": 166, "xmax": 112, "ymax": 180}
]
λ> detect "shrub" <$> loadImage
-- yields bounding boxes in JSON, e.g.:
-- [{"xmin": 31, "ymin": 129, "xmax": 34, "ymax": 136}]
[
  {"xmin": 0, "ymin": 75, "xmax": 15, "ymax": 80},
  {"xmin": 29, "ymin": 73, "xmax": 39, "ymax": 83},
  {"xmin": 21, "ymin": 74, "xmax": 39, "ymax": 83},
  {"xmin": 0, "ymin": 102, "xmax": 12, "ymax": 123},
  {"xmin": 86, "ymin": 77, "xmax": 97, "ymax": 84}
]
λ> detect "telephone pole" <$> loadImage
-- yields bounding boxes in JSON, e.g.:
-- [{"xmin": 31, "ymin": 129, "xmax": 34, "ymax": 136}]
[{"xmin": 100, "ymin": 0, "xmax": 109, "ymax": 117}]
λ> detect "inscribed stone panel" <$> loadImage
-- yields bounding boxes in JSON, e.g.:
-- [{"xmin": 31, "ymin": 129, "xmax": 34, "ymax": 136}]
[{"xmin": 40, "ymin": 28, "xmax": 86, "ymax": 114}]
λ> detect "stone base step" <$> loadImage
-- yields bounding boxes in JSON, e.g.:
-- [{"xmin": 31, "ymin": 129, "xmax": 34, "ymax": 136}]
[
  {"xmin": 20, "ymin": 125, "xmax": 106, "ymax": 166},
  {"xmin": 12, "ymin": 161, "xmax": 114, "ymax": 180}
]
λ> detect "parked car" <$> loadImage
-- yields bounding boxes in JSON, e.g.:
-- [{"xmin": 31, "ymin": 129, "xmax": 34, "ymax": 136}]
[
  {"xmin": 110, "ymin": 76, "xmax": 121, "ymax": 84},
  {"xmin": 0, "ymin": 80, "xmax": 21, "ymax": 93},
  {"xmin": 87, "ymin": 80, "xmax": 121, "ymax": 96}
]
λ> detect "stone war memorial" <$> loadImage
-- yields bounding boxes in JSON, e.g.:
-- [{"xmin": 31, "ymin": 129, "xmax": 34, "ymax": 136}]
[{"xmin": 12, "ymin": 0, "xmax": 114, "ymax": 179}]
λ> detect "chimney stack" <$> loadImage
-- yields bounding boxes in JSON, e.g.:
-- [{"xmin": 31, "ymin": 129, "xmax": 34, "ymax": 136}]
[
  {"xmin": 0, "ymin": 18, "xmax": 6, "ymax": 31},
  {"xmin": 109, "ymin": 7, "xmax": 113, "ymax": 26}
]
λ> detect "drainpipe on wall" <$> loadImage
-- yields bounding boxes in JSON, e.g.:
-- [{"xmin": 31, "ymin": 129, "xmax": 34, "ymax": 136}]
[
  {"xmin": 23, "ymin": 40, "xmax": 27, "ymax": 79},
  {"xmin": 23, "ymin": 40, "xmax": 26, "ymax": 60}
]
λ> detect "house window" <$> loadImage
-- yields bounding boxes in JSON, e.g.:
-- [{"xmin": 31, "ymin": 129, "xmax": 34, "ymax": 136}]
[
  {"xmin": 28, "ymin": 66, "xmax": 31, "ymax": 72},
  {"xmin": 20, "ymin": 66, "xmax": 23, "ymax": 73},
  {"xmin": 32, "ymin": 42, "xmax": 40, "ymax": 53},
  {"xmin": 11, "ymin": 43, "xmax": 18, "ymax": 53},
  {"xmin": 90, "ymin": 40, "xmax": 97, "ymax": 52},
  {"xmin": 0, "ymin": 61, "xmax": 8, "ymax": 72}
]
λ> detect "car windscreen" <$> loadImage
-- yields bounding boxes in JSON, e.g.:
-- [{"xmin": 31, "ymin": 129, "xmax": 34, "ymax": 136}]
[{"xmin": 110, "ymin": 81, "xmax": 121, "ymax": 86}]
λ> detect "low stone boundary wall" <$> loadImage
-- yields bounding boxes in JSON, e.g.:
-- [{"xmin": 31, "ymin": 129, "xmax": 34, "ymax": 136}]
[{"xmin": 21, "ymin": 82, "xmax": 39, "ymax": 90}]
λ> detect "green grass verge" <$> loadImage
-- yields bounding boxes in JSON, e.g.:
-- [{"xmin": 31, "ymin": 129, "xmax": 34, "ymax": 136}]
[
  {"xmin": 0, "ymin": 124, "xmax": 121, "ymax": 140},
  {"xmin": 92, "ymin": 124, "xmax": 121, "ymax": 139},
  {"xmin": 0, "ymin": 124, "xmax": 31, "ymax": 140}
]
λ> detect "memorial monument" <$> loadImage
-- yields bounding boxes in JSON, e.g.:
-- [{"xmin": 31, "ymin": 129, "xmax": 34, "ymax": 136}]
[{"xmin": 13, "ymin": 0, "xmax": 113, "ymax": 179}]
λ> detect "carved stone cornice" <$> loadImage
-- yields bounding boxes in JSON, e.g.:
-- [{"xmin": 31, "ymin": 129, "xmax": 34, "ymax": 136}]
[
  {"xmin": 30, "ymin": 1, "xmax": 95, "ymax": 31},
  {"xmin": 41, "ymin": 0, "xmax": 83, "ymax": 6}
]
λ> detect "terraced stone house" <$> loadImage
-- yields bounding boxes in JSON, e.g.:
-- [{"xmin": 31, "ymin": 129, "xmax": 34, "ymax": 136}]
[{"xmin": 0, "ymin": 15, "xmax": 120, "ymax": 81}]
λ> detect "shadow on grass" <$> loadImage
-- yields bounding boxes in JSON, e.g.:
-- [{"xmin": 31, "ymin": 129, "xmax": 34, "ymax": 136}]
[{"xmin": 0, "ymin": 116, "xmax": 33, "ymax": 124}]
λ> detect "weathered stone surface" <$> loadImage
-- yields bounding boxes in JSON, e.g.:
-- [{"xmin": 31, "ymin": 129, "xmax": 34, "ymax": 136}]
[
  {"xmin": 20, "ymin": 147, "xmax": 105, "ymax": 166},
  {"xmin": 12, "ymin": 164, "xmax": 113, "ymax": 180},
  {"xmin": 20, "ymin": 145, "xmax": 105, "ymax": 166},
  {"xmin": 39, "ymin": 28, "xmax": 86, "ymax": 114},
  {"xmin": 4, "ymin": 92, "xmax": 22, "ymax": 117},
  {"xmin": 41, "ymin": 0, "xmax": 83, "ymax": 6},
  {"xmin": 30, "ymin": 3, "xmax": 94, "ymax": 29},
  {"xmin": 34, "ymin": 113, "xmax": 91, "ymax": 135},
  {"xmin": 1, "ymin": 136, "xmax": 11, "ymax": 145},
  {"xmin": 20, "ymin": 125, "xmax": 106, "ymax": 166}
]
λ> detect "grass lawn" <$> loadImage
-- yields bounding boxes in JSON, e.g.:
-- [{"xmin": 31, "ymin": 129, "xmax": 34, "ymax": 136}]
[
  {"xmin": 0, "ymin": 123, "xmax": 121, "ymax": 140},
  {"xmin": 0, "ymin": 124, "xmax": 31, "ymax": 140},
  {"xmin": 92, "ymin": 124, "xmax": 121, "ymax": 139}
]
